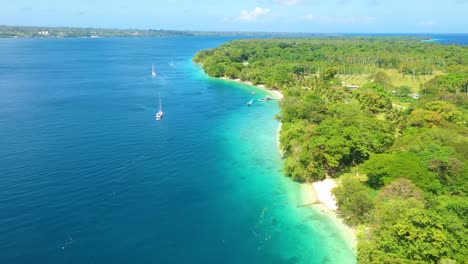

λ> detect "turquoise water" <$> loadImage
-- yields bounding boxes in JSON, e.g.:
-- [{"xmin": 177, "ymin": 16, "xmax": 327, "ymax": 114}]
[{"xmin": 0, "ymin": 37, "xmax": 354, "ymax": 263}]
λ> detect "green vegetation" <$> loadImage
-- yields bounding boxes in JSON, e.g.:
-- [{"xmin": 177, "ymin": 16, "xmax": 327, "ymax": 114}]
[
  {"xmin": 0, "ymin": 25, "xmax": 318, "ymax": 38},
  {"xmin": 0, "ymin": 25, "xmax": 193, "ymax": 38},
  {"xmin": 194, "ymin": 37, "xmax": 467, "ymax": 263}
]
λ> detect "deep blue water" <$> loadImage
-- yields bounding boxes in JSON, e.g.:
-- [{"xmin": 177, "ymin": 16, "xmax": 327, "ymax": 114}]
[{"xmin": 0, "ymin": 37, "xmax": 356, "ymax": 264}]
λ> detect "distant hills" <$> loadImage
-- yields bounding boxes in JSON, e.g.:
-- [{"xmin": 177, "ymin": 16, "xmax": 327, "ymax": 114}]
[{"xmin": 0, "ymin": 25, "xmax": 319, "ymax": 38}]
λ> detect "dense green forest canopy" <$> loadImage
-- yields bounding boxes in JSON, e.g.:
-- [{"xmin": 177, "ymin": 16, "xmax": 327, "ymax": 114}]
[
  {"xmin": 194, "ymin": 37, "xmax": 467, "ymax": 83},
  {"xmin": 194, "ymin": 37, "xmax": 467, "ymax": 264}
]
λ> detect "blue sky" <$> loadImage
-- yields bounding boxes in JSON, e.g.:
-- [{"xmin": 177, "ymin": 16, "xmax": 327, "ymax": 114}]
[{"xmin": 1, "ymin": 0, "xmax": 467, "ymax": 33}]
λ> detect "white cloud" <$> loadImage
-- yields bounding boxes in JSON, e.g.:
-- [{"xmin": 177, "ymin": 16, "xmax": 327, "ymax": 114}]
[
  {"xmin": 302, "ymin": 14, "xmax": 376, "ymax": 24},
  {"xmin": 236, "ymin": 7, "xmax": 271, "ymax": 22}
]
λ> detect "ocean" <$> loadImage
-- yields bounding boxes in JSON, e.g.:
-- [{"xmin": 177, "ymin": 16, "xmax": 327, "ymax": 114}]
[
  {"xmin": 0, "ymin": 37, "xmax": 354, "ymax": 263},
  {"xmin": 1, "ymin": 34, "xmax": 465, "ymax": 264}
]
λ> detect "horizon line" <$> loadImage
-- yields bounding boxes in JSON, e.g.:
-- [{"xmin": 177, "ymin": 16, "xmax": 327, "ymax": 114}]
[{"xmin": 1, "ymin": 25, "xmax": 467, "ymax": 35}]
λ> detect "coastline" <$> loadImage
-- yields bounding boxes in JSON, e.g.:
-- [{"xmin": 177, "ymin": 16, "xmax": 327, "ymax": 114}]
[
  {"xmin": 219, "ymin": 77, "xmax": 284, "ymax": 100},
  {"xmin": 217, "ymin": 73, "xmax": 357, "ymax": 259},
  {"xmin": 297, "ymin": 177, "xmax": 356, "ymax": 250},
  {"xmin": 307, "ymin": 180, "xmax": 357, "ymax": 250},
  {"xmin": 276, "ymin": 123, "xmax": 284, "ymax": 157}
]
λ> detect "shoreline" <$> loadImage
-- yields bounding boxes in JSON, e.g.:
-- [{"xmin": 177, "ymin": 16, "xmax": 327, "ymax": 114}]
[
  {"xmin": 298, "ymin": 179, "xmax": 356, "ymax": 250},
  {"xmin": 309, "ymin": 180, "xmax": 357, "ymax": 249},
  {"xmin": 276, "ymin": 123, "xmax": 284, "ymax": 157},
  {"xmin": 218, "ymin": 73, "xmax": 357, "ymax": 256},
  {"xmin": 219, "ymin": 77, "xmax": 284, "ymax": 100}
]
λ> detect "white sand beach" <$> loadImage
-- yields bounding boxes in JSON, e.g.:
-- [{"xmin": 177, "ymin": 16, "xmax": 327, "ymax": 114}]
[
  {"xmin": 220, "ymin": 77, "xmax": 284, "ymax": 100},
  {"xmin": 312, "ymin": 179, "xmax": 338, "ymax": 211},
  {"xmin": 271, "ymin": 89, "xmax": 284, "ymax": 99},
  {"xmin": 300, "ymin": 180, "xmax": 357, "ymax": 250}
]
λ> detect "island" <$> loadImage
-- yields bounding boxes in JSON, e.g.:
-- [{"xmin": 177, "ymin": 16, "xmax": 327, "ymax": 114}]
[
  {"xmin": 193, "ymin": 37, "xmax": 468, "ymax": 263},
  {"xmin": 0, "ymin": 25, "xmax": 320, "ymax": 38}
]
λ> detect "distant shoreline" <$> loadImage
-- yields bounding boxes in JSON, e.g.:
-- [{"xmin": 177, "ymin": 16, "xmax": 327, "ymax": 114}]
[
  {"xmin": 0, "ymin": 25, "xmax": 321, "ymax": 39},
  {"xmin": 5, "ymin": 25, "xmax": 465, "ymax": 39}
]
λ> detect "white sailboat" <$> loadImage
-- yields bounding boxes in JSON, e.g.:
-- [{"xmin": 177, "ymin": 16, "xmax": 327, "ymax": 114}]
[
  {"xmin": 156, "ymin": 94, "xmax": 163, "ymax": 120},
  {"xmin": 152, "ymin": 64, "xmax": 157, "ymax": 77}
]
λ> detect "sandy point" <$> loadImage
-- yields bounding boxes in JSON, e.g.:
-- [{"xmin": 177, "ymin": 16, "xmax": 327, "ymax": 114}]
[
  {"xmin": 312, "ymin": 179, "xmax": 338, "ymax": 211},
  {"xmin": 219, "ymin": 77, "xmax": 284, "ymax": 100}
]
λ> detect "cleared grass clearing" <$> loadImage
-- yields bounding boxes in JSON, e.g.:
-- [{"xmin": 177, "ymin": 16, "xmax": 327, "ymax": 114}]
[{"xmin": 338, "ymin": 69, "xmax": 439, "ymax": 93}]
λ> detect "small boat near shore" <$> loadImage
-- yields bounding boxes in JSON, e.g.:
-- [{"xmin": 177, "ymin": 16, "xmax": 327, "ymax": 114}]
[
  {"xmin": 258, "ymin": 95, "xmax": 272, "ymax": 102},
  {"xmin": 247, "ymin": 99, "xmax": 253, "ymax": 106}
]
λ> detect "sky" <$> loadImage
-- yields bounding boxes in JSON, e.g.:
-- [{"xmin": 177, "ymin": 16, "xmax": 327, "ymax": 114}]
[{"xmin": 1, "ymin": 0, "xmax": 467, "ymax": 33}]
